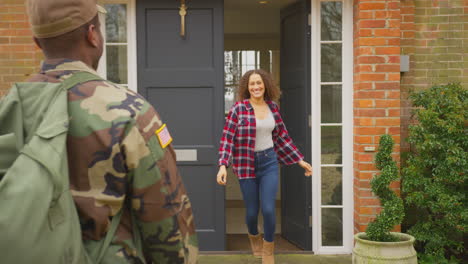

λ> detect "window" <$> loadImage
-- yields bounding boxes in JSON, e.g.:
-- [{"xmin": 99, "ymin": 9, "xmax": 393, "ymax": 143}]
[{"xmin": 98, "ymin": 0, "xmax": 136, "ymax": 91}]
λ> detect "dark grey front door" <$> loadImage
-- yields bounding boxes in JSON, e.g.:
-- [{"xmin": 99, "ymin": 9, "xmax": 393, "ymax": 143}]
[
  {"xmin": 137, "ymin": 0, "xmax": 225, "ymax": 251},
  {"xmin": 280, "ymin": 0, "xmax": 312, "ymax": 250}
]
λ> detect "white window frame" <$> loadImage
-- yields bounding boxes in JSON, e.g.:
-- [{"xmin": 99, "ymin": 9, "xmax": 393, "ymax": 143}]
[
  {"xmin": 97, "ymin": 0, "xmax": 137, "ymax": 92},
  {"xmin": 310, "ymin": 0, "xmax": 353, "ymax": 254}
]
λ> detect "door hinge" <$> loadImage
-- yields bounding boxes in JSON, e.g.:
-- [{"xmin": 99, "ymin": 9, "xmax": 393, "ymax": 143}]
[
  {"xmin": 309, "ymin": 215, "xmax": 312, "ymax": 227},
  {"xmin": 308, "ymin": 115, "xmax": 312, "ymax": 127},
  {"xmin": 308, "ymin": 13, "xmax": 311, "ymax": 26}
]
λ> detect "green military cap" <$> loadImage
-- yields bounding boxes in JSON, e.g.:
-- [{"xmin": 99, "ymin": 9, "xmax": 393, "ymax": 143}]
[{"xmin": 26, "ymin": 0, "xmax": 107, "ymax": 39}]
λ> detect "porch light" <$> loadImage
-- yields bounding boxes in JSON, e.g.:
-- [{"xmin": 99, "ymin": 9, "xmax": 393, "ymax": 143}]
[{"xmin": 259, "ymin": 1, "xmax": 269, "ymax": 4}]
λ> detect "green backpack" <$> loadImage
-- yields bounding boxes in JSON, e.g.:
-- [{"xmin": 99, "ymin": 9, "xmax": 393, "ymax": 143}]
[{"xmin": 0, "ymin": 72, "xmax": 123, "ymax": 264}]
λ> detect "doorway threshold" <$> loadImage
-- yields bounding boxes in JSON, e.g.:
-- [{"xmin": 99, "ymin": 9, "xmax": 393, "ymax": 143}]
[{"xmin": 227, "ymin": 234, "xmax": 302, "ymax": 252}]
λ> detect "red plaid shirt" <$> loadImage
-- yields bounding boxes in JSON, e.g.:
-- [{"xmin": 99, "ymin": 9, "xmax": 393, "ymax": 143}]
[{"xmin": 218, "ymin": 99, "xmax": 304, "ymax": 179}]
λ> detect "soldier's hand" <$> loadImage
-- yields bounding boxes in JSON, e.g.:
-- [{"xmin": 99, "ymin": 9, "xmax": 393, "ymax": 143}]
[{"xmin": 217, "ymin": 166, "xmax": 227, "ymax": 185}]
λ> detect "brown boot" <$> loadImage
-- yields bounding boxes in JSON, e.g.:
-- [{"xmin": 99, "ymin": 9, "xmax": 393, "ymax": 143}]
[
  {"xmin": 262, "ymin": 240, "xmax": 274, "ymax": 264},
  {"xmin": 248, "ymin": 233, "xmax": 263, "ymax": 258}
]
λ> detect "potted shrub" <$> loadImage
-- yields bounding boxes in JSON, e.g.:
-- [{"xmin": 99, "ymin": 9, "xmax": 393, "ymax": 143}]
[{"xmin": 353, "ymin": 134, "xmax": 417, "ymax": 263}]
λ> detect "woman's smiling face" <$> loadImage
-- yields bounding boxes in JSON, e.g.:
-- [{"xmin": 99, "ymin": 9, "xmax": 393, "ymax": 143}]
[{"xmin": 248, "ymin": 73, "xmax": 265, "ymax": 100}]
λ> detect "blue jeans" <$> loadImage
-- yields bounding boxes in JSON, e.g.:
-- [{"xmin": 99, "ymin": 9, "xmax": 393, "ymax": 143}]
[{"xmin": 238, "ymin": 147, "xmax": 279, "ymax": 242}]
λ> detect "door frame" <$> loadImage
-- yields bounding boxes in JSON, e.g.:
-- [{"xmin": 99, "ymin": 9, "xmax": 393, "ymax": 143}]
[
  {"xmin": 310, "ymin": 0, "xmax": 354, "ymax": 254},
  {"xmin": 100, "ymin": 0, "xmax": 354, "ymax": 254}
]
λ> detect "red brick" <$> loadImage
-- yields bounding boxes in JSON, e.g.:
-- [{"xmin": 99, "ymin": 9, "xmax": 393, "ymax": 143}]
[
  {"xmin": 359, "ymin": 11, "xmax": 373, "ymax": 19},
  {"xmin": 356, "ymin": 127, "xmax": 387, "ymax": 135},
  {"xmin": 374, "ymin": 11, "xmax": 386, "ymax": 19},
  {"xmin": 360, "ymin": 198, "xmax": 381, "ymax": 206},
  {"xmin": 387, "ymin": 37, "xmax": 400, "ymax": 46},
  {"xmin": 357, "ymin": 47, "xmax": 374, "ymax": 55},
  {"xmin": 359, "ymin": 38, "xmax": 387, "ymax": 46},
  {"xmin": 388, "ymin": 73, "xmax": 400, "ymax": 81},
  {"xmin": 387, "ymin": 91, "xmax": 400, "ymax": 99},
  {"xmin": 389, "ymin": 20, "xmax": 401, "ymax": 28},
  {"xmin": 375, "ymin": 83, "xmax": 400, "ymax": 90},
  {"xmin": 376, "ymin": 65, "xmax": 400, "ymax": 72},
  {"xmin": 403, "ymin": 15, "xmax": 414, "ymax": 23},
  {"xmin": 356, "ymin": 109, "xmax": 387, "ymax": 117},
  {"xmin": 374, "ymin": 28, "xmax": 400, "ymax": 37},
  {"xmin": 359, "ymin": 180, "xmax": 372, "ymax": 189},
  {"xmin": 401, "ymin": 23, "xmax": 415, "ymax": 31},
  {"xmin": 390, "ymin": 181, "xmax": 401, "ymax": 189},
  {"xmin": 8, "ymin": 6, "xmax": 26, "ymax": 13},
  {"xmin": 388, "ymin": 11, "xmax": 401, "ymax": 19},
  {"xmin": 358, "ymin": 154, "xmax": 374, "ymax": 163},
  {"xmin": 355, "ymin": 91, "xmax": 386, "ymax": 99},
  {"xmin": 10, "ymin": 21, "xmax": 30, "ymax": 29},
  {"xmin": 356, "ymin": 100, "xmax": 374, "ymax": 108},
  {"xmin": 358, "ymin": 65, "xmax": 373, "ymax": 72},
  {"xmin": 360, "ymin": 73, "xmax": 386, "ymax": 81},
  {"xmin": 375, "ymin": 100, "xmax": 400, "ymax": 108},
  {"xmin": 359, "ymin": 163, "xmax": 377, "ymax": 171},
  {"xmin": 359, "ymin": 3, "xmax": 386, "ymax": 10},
  {"xmin": 401, "ymin": 7, "xmax": 415, "ymax": 14},
  {"xmin": 359, "ymin": 20, "xmax": 386, "ymax": 28},
  {"xmin": 355, "ymin": 117, "xmax": 374, "ymax": 126},
  {"xmin": 402, "ymin": 31, "xmax": 414, "ymax": 38},
  {"xmin": 388, "ymin": 1, "xmax": 400, "ymax": 9},
  {"xmin": 357, "ymin": 56, "xmax": 386, "ymax": 64},
  {"xmin": 388, "ymin": 56, "xmax": 400, "ymax": 63},
  {"xmin": 375, "ymin": 47, "xmax": 400, "ymax": 55},
  {"xmin": 11, "ymin": 37, "xmax": 33, "ymax": 44},
  {"xmin": 388, "ymin": 127, "xmax": 400, "ymax": 135},
  {"xmin": 359, "ymin": 207, "xmax": 374, "ymax": 215},
  {"xmin": 355, "ymin": 136, "xmax": 373, "ymax": 144},
  {"xmin": 2, "ymin": 13, "xmax": 28, "ymax": 21},
  {"xmin": 355, "ymin": 82, "xmax": 373, "ymax": 90},
  {"xmin": 359, "ymin": 29, "xmax": 373, "ymax": 37},
  {"xmin": 358, "ymin": 172, "xmax": 375, "ymax": 180},
  {"xmin": 10, "ymin": 52, "xmax": 35, "ymax": 60},
  {"xmin": 376, "ymin": 118, "xmax": 400, "ymax": 126},
  {"xmin": 389, "ymin": 109, "xmax": 401, "ymax": 117}
]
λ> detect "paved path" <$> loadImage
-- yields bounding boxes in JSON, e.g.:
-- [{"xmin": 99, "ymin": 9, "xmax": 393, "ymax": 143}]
[{"xmin": 198, "ymin": 254, "xmax": 352, "ymax": 264}]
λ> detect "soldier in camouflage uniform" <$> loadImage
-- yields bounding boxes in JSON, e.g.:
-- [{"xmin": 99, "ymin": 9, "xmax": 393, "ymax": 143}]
[{"xmin": 26, "ymin": 0, "xmax": 198, "ymax": 263}]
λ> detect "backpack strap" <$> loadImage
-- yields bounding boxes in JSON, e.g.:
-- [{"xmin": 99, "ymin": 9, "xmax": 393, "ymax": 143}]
[
  {"xmin": 93, "ymin": 209, "xmax": 124, "ymax": 263},
  {"xmin": 61, "ymin": 71, "xmax": 126, "ymax": 263},
  {"xmin": 60, "ymin": 71, "xmax": 103, "ymax": 90}
]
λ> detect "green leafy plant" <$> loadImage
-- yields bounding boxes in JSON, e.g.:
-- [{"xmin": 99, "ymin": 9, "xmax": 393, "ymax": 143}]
[
  {"xmin": 366, "ymin": 134, "xmax": 404, "ymax": 242},
  {"xmin": 402, "ymin": 83, "xmax": 467, "ymax": 262}
]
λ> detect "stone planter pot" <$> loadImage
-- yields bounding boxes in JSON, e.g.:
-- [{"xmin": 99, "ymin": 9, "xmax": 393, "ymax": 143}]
[{"xmin": 353, "ymin": 232, "xmax": 417, "ymax": 264}]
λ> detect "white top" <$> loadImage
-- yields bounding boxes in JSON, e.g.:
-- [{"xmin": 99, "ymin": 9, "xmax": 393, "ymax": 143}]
[{"xmin": 255, "ymin": 109, "xmax": 275, "ymax": 151}]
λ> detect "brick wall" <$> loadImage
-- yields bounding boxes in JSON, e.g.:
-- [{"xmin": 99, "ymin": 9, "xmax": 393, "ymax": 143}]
[
  {"xmin": 353, "ymin": 0, "xmax": 401, "ymax": 233},
  {"xmin": 0, "ymin": 0, "xmax": 43, "ymax": 97},
  {"xmin": 400, "ymin": 0, "xmax": 468, "ymax": 152}
]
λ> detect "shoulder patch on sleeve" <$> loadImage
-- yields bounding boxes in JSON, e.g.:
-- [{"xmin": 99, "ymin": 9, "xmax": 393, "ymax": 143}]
[{"xmin": 155, "ymin": 124, "xmax": 173, "ymax": 148}]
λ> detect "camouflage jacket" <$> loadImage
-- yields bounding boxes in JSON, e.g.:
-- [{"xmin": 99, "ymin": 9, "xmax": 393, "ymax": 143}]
[{"xmin": 27, "ymin": 59, "xmax": 198, "ymax": 264}]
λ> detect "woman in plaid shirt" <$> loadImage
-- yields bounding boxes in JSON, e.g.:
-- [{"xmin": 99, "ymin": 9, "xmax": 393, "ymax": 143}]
[{"xmin": 216, "ymin": 69, "xmax": 312, "ymax": 264}]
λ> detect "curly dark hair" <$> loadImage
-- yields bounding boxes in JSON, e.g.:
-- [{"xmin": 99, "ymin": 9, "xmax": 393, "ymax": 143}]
[{"xmin": 236, "ymin": 69, "xmax": 281, "ymax": 103}]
